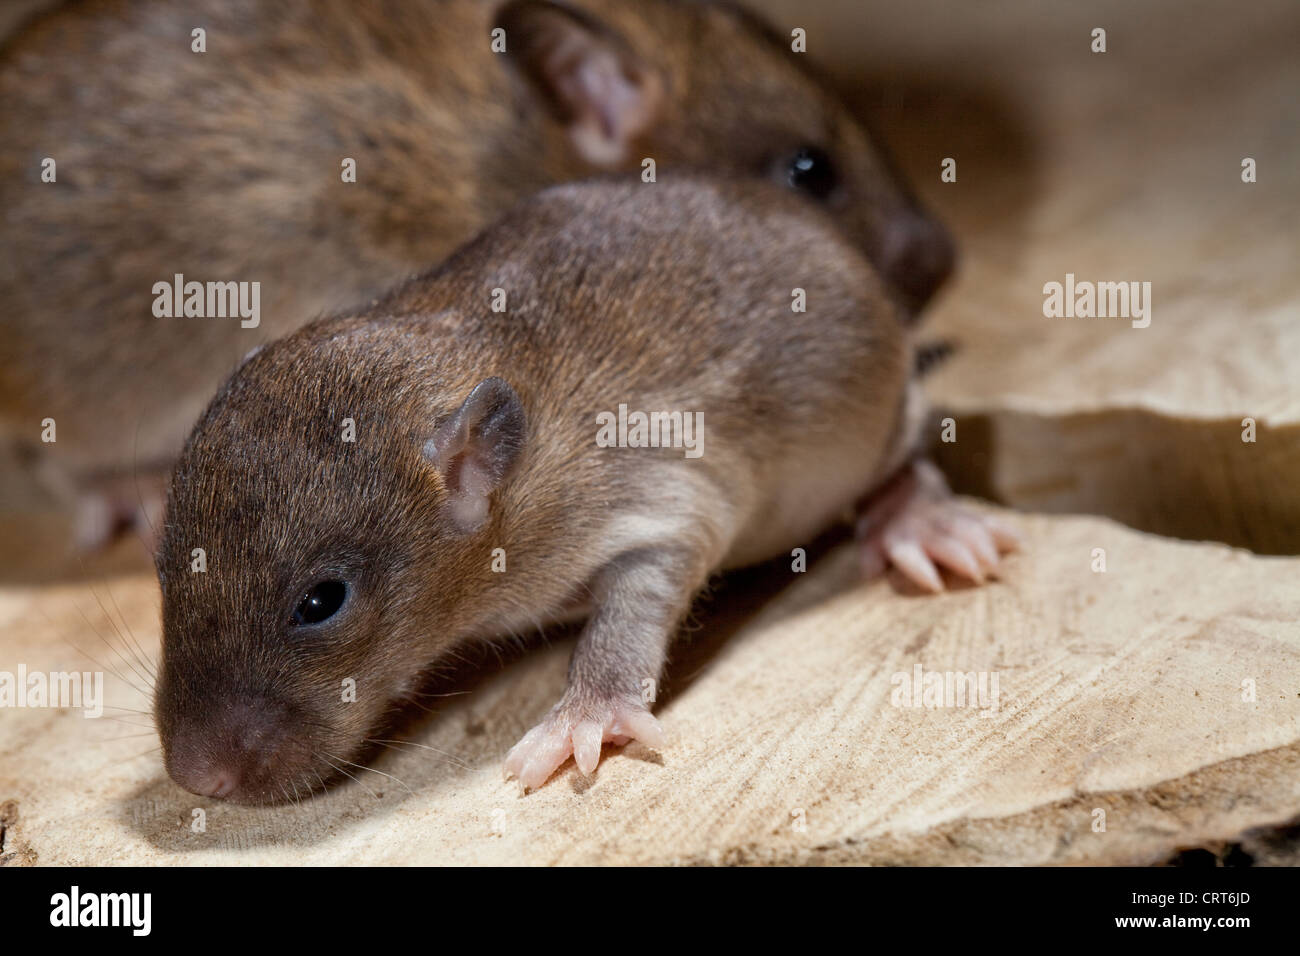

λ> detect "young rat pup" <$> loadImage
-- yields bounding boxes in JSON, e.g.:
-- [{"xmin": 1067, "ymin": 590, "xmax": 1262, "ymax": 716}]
[
  {"xmin": 153, "ymin": 177, "xmax": 1011, "ymax": 801},
  {"xmin": 0, "ymin": 0, "xmax": 953, "ymax": 545}
]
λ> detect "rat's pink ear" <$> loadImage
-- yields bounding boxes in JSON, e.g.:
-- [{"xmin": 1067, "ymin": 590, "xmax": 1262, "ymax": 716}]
[
  {"xmin": 495, "ymin": 0, "xmax": 663, "ymax": 168},
  {"xmin": 424, "ymin": 377, "xmax": 526, "ymax": 534}
]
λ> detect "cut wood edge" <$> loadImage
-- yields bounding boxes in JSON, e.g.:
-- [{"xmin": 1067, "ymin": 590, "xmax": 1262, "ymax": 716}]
[
  {"xmin": 677, "ymin": 740, "xmax": 1300, "ymax": 866},
  {"xmin": 934, "ymin": 409, "xmax": 1300, "ymax": 554}
]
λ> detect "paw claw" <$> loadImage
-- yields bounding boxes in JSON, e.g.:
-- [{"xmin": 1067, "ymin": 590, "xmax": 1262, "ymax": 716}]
[
  {"xmin": 985, "ymin": 516, "xmax": 1024, "ymax": 551},
  {"xmin": 926, "ymin": 536, "xmax": 984, "ymax": 583},
  {"xmin": 572, "ymin": 721, "xmax": 603, "ymax": 774},
  {"xmin": 505, "ymin": 696, "xmax": 661, "ymax": 791},
  {"xmin": 884, "ymin": 538, "xmax": 945, "ymax": 592},
  {"xmin": 613, "ymin": 710, "xmax": 665, "ymax": 749},
  {"xmin": 955, "ymin": 517, "xmax": 1000, "ymax": 574},
  {"xmin": 859, "ymin": 463, "xmax": 1021, "ymax": 592}
]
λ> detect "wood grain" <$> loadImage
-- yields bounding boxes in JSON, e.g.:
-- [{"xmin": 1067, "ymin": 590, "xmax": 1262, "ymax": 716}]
[{"xmin": 2, "ymin": 512, "xmax": 1297, "ymax": 865}]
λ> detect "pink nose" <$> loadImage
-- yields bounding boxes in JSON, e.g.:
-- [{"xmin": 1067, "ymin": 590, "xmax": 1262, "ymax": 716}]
[
  {"xmin": 161, "ymin": 697, "xmax": 300, "ymax": 804},
  {"xmin": 181, "ymin": 767, "xmax": 239, "ymax": 799}
]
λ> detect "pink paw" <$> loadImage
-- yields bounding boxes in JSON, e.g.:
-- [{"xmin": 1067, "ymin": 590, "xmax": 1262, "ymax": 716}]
[
  {"xmin": 504, "ymin": 694, "xmax": 664, "ymax": 792},
  {"xmin": 73, "ymin": 473, "xmax": 167, "ymax": 552},
  {"xmin": 857, "ymin": 460, "xmax": 1021, "ymax": 592}
]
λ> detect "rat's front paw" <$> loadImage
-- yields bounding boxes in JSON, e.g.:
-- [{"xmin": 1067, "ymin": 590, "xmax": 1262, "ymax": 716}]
[
  {"xmin": 857, "ymin": 460, "xmax": 1020, "ymax": 592},
  {"xmin": 504, "ymin": 693, "xmax": 664, "ymax": 792}
]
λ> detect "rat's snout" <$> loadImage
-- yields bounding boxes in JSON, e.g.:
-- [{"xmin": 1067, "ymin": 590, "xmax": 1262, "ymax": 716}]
[
  {"xmin": 878, "ymin": 210, "xmax": 956, "ymax": 317},
  {"xmin": 176, "ymin": 764, "xmax": 237, "ymax": 800},
  {"xmin": 164, "ymin": 697, "xmax": 312, "ymax": 805}
]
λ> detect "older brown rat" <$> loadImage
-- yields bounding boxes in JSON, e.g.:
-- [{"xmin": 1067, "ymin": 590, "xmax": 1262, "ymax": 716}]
[
  {"xmin": 153, "ymin": 176, "xmax": 1009, "ymax": 801},
  {"xmin": 0, "ymin": 0, "xmax": 953, "ymax": 545}
]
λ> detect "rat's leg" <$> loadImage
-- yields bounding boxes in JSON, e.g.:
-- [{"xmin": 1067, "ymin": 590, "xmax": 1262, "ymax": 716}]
[
  {"xmin": 73, "ymin": 469, "xmax": 168, "ymax": 552},
  {"xmin": 504, "ymin": 546, "xmax": 704, "ymax": 791},
  {"xmin": 856, "ymin": 458, "xmax": 1020, "ymax": 592}
]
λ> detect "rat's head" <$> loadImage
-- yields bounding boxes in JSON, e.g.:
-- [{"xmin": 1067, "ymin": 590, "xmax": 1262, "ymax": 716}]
[
  {"xmin": 496, "ymin": 0, "xmax": 954, "ymax": 316},
  {"xmin": 153, "ymin": 325, "xmax": 526, "ymax": 805}
]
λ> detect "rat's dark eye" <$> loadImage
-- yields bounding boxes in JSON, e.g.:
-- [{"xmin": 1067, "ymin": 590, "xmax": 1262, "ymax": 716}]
[
  {"xmin": 785, "ymin": 146, "xmax": 838, "ymax": 200},
  {"xmin": 291, "ymin": 580, "xmax": 348, "ymax": 626}
]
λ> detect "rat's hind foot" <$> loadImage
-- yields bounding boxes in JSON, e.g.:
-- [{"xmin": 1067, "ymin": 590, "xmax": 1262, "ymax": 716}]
[
  {"xmin": 856, "ymin": 459, "xmax": 1020, "ymax": 592},
  {"xmin": 73, "ymin": 472, "xmax": 167, "ymax": 553},
  {"xmin": 504, "ymin": 692, "xmax": 664, "ymax": 792}
]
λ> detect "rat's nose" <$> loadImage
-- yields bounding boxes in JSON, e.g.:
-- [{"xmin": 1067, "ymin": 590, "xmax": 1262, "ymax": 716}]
[
  {"xmin": 177, "ymin": 765, "xmax": 240, "ymax": 799},
  {"xmin": 879, "ymin": 211, "xmax": 956, "ymax": 316},
  {"xmin": 162, "ymin": 697, "xmax": 298, "ymax": 803}
]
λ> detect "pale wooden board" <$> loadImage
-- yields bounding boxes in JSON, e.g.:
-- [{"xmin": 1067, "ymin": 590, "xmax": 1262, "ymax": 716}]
[{"xmin": 2, "ymin": 512, "xmax": 1298, "ymax": 866}]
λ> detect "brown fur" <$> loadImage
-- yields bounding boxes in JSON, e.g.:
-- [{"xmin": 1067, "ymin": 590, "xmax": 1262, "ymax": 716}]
[
  {"xmin": 0, "ymin": 0, "xmax": 947, "ymax": 494},
  {"xmin": 153, "ymin": 176, "xmax": 913, "ymax": 803}
]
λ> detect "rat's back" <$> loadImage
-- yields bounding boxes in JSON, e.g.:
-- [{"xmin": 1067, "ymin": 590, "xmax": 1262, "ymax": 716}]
[
  {"xmin": 290, "ymin": 176, "xmax": 916, "ymax": 569},
  {"xmin": 390, "ymin": 176, "xmax": 909, "ymax": 441}
]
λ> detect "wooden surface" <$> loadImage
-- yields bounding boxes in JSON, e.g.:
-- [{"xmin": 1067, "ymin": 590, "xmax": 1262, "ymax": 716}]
[
  {"xmin": 2, "ymin": 513, "xmax": 1298, "ymax": 865},
  {"xmin": 3, "ymin": 0, "xmax": 1300, "ymax": 865}
]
